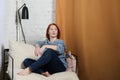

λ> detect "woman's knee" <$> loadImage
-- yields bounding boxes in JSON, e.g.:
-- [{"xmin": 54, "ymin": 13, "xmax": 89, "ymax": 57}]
[
  {"xmin": 45, "ymin": 49, "xmax": 58, "ymax": 55},
  {"xmin": 23, "ymin": 58, "xmax": 30, "ymax": 63},
  {"xmin": 23, "ymin": 58, "xmax": 30, "ymax": 65},
  {"xmin": 23, "ymin": 58, "xmax": 35, "ymax": 67}
]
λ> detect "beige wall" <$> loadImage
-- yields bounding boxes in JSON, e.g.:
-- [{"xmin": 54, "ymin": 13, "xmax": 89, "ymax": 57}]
[{"xmin": 56, "ymin": 0, "xmax": 120, "ymax": 80}]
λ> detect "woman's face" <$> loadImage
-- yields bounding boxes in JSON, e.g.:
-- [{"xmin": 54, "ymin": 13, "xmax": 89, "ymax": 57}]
[{"xmin": 48, "ymin": 25, "xmax": 58, "ymax": 38}]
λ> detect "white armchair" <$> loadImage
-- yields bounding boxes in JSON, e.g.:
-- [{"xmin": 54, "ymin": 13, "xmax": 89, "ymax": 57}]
[{"xmin": 6, "ymin": 40, "xmax": 79, "ymax": 80}]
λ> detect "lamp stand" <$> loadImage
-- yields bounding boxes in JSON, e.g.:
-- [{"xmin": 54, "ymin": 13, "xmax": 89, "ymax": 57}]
[{"xmin": 16, "ymin": 1, "xmax": 27, "ymax": 43}]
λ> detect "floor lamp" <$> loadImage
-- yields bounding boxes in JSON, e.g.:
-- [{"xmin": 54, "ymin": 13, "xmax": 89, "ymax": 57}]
[{"xmin": 16, "ymin": 1, "xmax": 29, "ymax": 43}]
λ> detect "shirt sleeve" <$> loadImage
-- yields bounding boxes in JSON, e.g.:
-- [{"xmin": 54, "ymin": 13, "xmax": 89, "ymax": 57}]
[
  {"xmin": 56, "ymin": 40, "xmax": 66, "ymax": 55},
  {"xmin": 36, "ymin": 41, "xmax": 45, "ymax": 47}
]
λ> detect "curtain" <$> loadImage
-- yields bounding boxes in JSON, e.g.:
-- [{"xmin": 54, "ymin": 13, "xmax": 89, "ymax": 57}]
[{"xmin": 56, "ymin": 0, "xmax": 120, "ymax": 80}]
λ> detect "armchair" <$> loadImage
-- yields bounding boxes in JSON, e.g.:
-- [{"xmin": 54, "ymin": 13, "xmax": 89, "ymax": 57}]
[{"xmin": 5, "ymin": 40, "xmax": 79, "ymax": 80}]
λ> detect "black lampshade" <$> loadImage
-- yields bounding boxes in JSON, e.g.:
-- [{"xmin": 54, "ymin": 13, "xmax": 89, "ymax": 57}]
[{"xmin": 22, "ymin": 5, "xmax": 29, "ymax": 19}]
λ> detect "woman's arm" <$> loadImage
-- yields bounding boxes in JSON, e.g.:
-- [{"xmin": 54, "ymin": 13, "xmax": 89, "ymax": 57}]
[
  {"xmin": 34, "ymin": 40, "xmax": 46, "ymax": 56},
  {"xmin": 35, "ymin": 40, "xmax": 66, "ymax": 55},
  {"xmin": 35, "ymin": 44, "xmax": 57, "ymax": 55},
  {"xmin": 42, "ymin": 45, "xmax": 57, "ymax": 51},
  {"xmin": 34, "ymin": 44, "xmax": 41, "ymax": 56},
  {"xmin": 42, "ymin": 40, "xmax": 66, "ymax": 55}
]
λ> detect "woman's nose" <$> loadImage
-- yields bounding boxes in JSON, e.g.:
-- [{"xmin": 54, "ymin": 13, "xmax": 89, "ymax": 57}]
[{"xmin": 52, "ymin": 30, "xmax": 55, "ymax": 32}]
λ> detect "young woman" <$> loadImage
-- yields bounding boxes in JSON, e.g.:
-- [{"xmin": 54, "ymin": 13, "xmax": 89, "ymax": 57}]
[{"xmin": 18, "ymin": 23, "xmax": 67, "ymax": 77}]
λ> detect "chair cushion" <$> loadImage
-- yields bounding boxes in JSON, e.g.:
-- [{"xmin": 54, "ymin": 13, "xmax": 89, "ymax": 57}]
[
  {"xmin": 8, "ymin": 40, "xmax": 37, "ymax": 78},
  {"xmin": 14, "ymin": 69, "xmax": 79, "ymax": 80},
  {"xmin": 14, "ymin": 69, "xmax": 46, "ymax": 80},
  {"xmin": 8, "ymin": 40, "xmax": 37, "ymax": 69}
]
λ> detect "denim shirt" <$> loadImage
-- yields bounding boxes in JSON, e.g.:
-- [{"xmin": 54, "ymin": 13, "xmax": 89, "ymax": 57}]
[{"xmin": 36, "ymin": 39, "xmax": 67, "ymax": 68}]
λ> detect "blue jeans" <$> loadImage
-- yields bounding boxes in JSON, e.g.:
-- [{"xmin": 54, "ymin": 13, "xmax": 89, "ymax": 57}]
[{"xmin": 23, "ymin": 49, "xmax": 66, "ymax": 74}]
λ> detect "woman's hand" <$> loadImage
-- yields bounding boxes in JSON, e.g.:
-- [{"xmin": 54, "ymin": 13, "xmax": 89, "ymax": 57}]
[
  {"xmin": 34, "ymin": 44, "xmax": 41, "ymax": 56},
  {"xmin": 34, "ymin": 44, "xmax": 46, "ymax": 56},
  {"xmin": 39, "ymin": 45, "xmax": 46, "ymax": 54}
]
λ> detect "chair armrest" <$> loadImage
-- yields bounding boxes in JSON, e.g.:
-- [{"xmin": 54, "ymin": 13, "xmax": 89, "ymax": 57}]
[
  {"xmin": 72, "ymin": 54, "xmax": 78, "ymax": 74},
  {"xmin": 65, "ymin": 51, "xmax": 78, "ymax": 74},
  {"xmin": 4, "ymin": 49, "xmax": 14, "ymax": 80}
]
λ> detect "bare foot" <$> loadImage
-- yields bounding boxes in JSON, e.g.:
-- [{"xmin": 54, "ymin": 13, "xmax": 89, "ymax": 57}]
[
  {"xmin": 17, "ymin": 67, "xmax": 31, "ymax": 76},
  {"xmin": 42, "ymin": 71, "xmax": 51, "ymax": 77}
]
